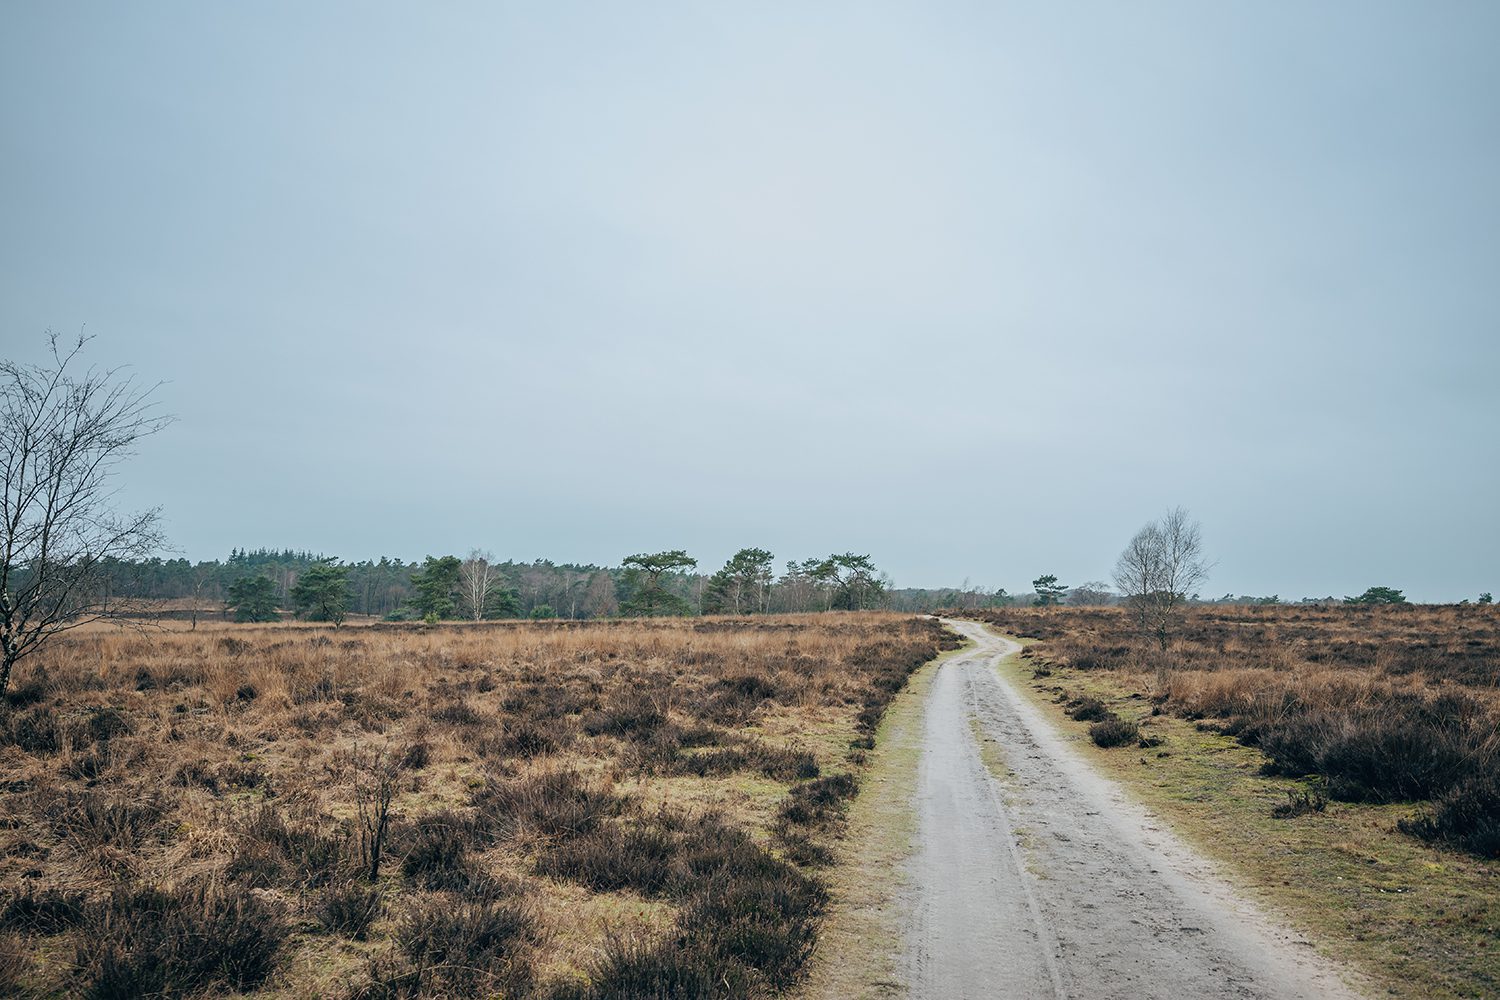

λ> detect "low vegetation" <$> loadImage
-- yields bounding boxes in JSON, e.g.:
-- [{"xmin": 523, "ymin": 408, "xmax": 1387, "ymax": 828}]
[
  {"xmin": 0, "ymin": 613, "xmax": 951, "ymax": 997},
  {"xmin": 969, "ymin": 603, "xmax": 1499, "ymax": 1000},
  {"xmin": 970, "ymin": 603, "xmax": 1500, "ymax": 856}
]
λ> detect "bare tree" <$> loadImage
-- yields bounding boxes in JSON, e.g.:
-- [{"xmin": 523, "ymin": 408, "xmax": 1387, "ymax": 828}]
[
  {"xmin": 581, "ymin": 570, "xmax": 617, "ymax": 619},
  {"xmin": 1112, "ymin": 506, "xmax": 1209, "ymax": 650},
  {"xmin": 458, "ymin": 548, "xmax": 498, "ymax": 621},
  {"xmin": 0, "ymin": 333, "xmax": 170, "ymax": 695},
  {"xmin": 1067, "ymin": 581, "xmax": 1114, "ymax": 606}
]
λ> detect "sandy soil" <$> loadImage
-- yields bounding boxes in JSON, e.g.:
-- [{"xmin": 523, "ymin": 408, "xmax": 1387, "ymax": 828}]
[{"xmin": 900, "ymin": 619, "xmax": 1367, "ymax": 1000}]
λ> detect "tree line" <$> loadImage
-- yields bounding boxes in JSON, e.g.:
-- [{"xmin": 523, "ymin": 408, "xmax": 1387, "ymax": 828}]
[{"xmin": 85, "ymin": 547, "xmax": 903, "ymax": 624}]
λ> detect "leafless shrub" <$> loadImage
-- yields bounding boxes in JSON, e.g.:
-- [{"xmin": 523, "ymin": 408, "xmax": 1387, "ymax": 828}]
[{"xmin": 348, "ymin": 744, "xmax": 400, "ymax": 882}]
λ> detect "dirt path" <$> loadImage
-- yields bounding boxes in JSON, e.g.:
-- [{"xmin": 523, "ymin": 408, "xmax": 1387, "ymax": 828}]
[{"xmin": 902, "ymin": 619, "xmax": 1365, "ymax": 1000}]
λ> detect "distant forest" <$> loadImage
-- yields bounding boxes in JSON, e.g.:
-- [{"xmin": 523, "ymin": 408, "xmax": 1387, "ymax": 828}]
[
  {"xmin": 92, "ymin": 550, "xmax": 1451, "ymax": 623},
  {"xmin": 93, "ymin": 548, "xmax": 1016, "ymax": 621}
]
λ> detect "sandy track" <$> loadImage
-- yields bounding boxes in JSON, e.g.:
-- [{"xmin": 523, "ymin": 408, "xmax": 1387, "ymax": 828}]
[{"xmin": 901, "ymin": 619, "xmax": 1364, "ymax": 1000}]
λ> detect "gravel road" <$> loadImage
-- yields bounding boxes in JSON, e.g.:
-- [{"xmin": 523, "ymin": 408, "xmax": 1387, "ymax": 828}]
[{"xmin": 901, "ymin": 618, "xmax": 1364, "ymax": 1000}]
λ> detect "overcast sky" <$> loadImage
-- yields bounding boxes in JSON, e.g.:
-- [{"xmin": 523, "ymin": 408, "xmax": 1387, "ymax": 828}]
[{"xmin": 3, "ymin": 2, "xmax": 1496, "ymax": 601}]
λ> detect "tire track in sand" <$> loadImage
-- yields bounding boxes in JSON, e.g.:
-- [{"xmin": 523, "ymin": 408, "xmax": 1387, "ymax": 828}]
[{"xmin": 901, "ymin": 619, "xmax": 1365, "ymax": 1000}]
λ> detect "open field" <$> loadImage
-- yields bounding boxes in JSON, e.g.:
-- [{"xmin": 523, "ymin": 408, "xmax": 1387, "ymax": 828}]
[
  {"xmin": 964, "ymin": 605, "xmax": 1499, "ymax": 998},
  {"xmin": 0, "ymin": 614, "xmax": 951, "ymax": 998}
]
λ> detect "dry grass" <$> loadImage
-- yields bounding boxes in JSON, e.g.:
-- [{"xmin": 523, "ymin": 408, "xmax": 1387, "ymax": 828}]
[
  {"xmin": 968, "ymin": 604, "xmax": 1500, "ymax": 856},
  {"xmin": 963, "ymin": 606, "xmax": 1499, "ymax": 999},
  {"xmin": 988, "ymin": 641, "xmax": 1498, "ymax": 1000},
  {"xmin": 0, "ymin": 613, "xmax": 951, "ymax": 998}
]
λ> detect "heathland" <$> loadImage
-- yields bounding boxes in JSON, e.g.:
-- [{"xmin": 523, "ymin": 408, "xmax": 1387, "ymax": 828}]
[
  {"xmin": 0, "ymin": 614, "xmax": 950, "ymax": 998},
  {"xmin": 969, "ymin": 604, "xmax": 1499, "ymax": 998}
]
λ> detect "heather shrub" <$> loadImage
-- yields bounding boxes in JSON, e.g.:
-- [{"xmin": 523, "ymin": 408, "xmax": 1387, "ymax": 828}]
[
  {"xmin": 74, "ymin": 881, "xmax": 288, "ymax": 998},
  {"xmin": 1088, "ymin": 715, "xmax": 1139, "ymax": 748}
]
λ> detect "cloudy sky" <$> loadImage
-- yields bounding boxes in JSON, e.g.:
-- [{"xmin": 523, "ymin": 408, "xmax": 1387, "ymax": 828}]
[{"xmin": 3, "ymin": 2, "xmax": 1496, "ymax": 601}]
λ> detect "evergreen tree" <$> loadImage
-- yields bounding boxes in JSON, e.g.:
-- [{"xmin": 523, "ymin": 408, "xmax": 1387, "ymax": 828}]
[
  {"xmin": 409, "ymin": 555, "xmax": 462, "ymax": 619},
  {"xmin": 815, "ymin": 553, "xmax": 886, "ymax": 610},
  {"xmin": 291, "ymin": 560, "xmax": 352, "ymax": 624},
  {"xmin": 1344, "ymin": 586, "xmax": 1407, "ymax": 605},
  {"xmin": 227, "ymin": 575, "xmax": 280, "ymax": 622},
  {"xmin": 702, "ymin": 548, "xmax": 774, "ymax": 614},
  {"xmin": 1032, "ymin": 574, "xmax": 1067, "ymax": 606},
  {"xmin": 619, "ymin": 550, "xmax": 697, "ymax": 617}
]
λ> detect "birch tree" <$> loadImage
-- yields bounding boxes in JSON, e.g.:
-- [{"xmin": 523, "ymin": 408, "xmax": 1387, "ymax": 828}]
[
  {"xmin": 1112, "ymin": 507, "xmax": 1209, "ymax": 650},
  {"xmin": 459, "ymin": 549, "xmax": 498, "ymax": 621}
]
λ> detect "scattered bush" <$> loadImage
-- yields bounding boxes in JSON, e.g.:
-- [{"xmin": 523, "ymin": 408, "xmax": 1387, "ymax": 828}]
[
  {"xmin": 398, "ymin": 810, "xmax": 472, "ymax": 887},
  {"xmin": 968, "ymin": 604, "xmax": 1500, "ymax": 857},
  {"xmin": 1272, "ymin": 787, "xmax": 1328, "ymax": 819},
  {"xmin": 229, "ymin": 805, "xmax": 347, "ymax": 888},
  {"xmin": 74, "ymin": 881, "xmax": 288, "ymax": 998},
  {"xmin": 6, "ymin": 615, "xmax": 951, "ymax": 997},
  {"xmin": 1399, "ymin": 774, "xmax": 1500, "ymax": 858},
  {"xmin": 473, "ymin": 769, "xmax": 618, "ymax": 843},
  {"xmin": 315, "ymin": 879, "xmax": 383, "ymax": 940},
  {"xmin": 1088, "ymin": 715, "xmax": 1140, "ymax": 748},
  {"xmin": 392, "ymin": 892, "xmax": 538, "ymax": 996},
  {"xmin": 45, "ymin": 787, "xmax": 167, "ymax": 851},
  {"xmin": 1252, "ymin": 695, "xmax": 1490, "ymax": 803},
  {"xmin": 1066, "ymin": 696, "xmax": 1111, "ymax": 722},
  {"xmin": 775, "ymin": 773, "xmax": 859, "ymax": 830}
]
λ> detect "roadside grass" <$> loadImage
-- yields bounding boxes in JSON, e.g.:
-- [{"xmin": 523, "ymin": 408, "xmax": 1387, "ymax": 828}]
[
  {"xmin": 991, "ymin": 637, "xmax": 1499, "ymax": 1000},
  {"xmin": 797, "ymin": 634, "xmax": 972, "ymax": 999}
]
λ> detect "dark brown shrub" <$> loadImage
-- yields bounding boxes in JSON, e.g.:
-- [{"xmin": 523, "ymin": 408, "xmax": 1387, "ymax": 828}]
[
  {"xmin": 776, "ymin": 829, "xmax": 836, "ymax": 868},
  {"xmin": 1399, "ymin": 774, "xmax": 1500, "ymax": 858},
  {"xmin": 502, "ymin": 718, "xmax": 566, "ymax": 757},
  {"xmin": 774, "ymin": 773, "xmax": 858, "ymax": 830},
  {"xmin": 74, "ymin": 881, "xmax": 288, "ymax": 998},
  {"xmin": 704, "ymin": 673, "xmax": 781, "ymax": 724},
  {"xmin": 399, "ymin": 810, "xmax": 472, "ymax": 886},
  {"xmin": 472, "ymin": 770, "xmax": 617, "ymax": 843},
  {"xmin": 230, "ymin": 805, "xmax": 346, "ymax": 887},
  {"xmin": 1067, "ymin": 696, "xmax": 1111, "ymax": 722},
  {"xmin": 1, "ymin": 885, "xmax": 89, "ymax": 934},
  {"xmin": 750, "ymin": 744, "xmax": 820, "ymax": 782},
  {"xmin": 672, "ymin": 747, "xmax": 748, "ymax": 777},
  {"xmin": 432, "ymin": 698, "xmax": 483, "ymax": 727},
  {"xmin": 582, "ymin": 691, "xmax": 668, "ymax": 739},
  {"xmin": 1272, "ymin": 787, "xmax": 1328, "ymax": 819},
  {"xmin": 1088, "ymin": 716, "xmax": 1140, "ymax": 748},
  {"xmin": 565, "ymin": 933, "xmax": 759, "ymax": 999},
  {"xmin": 536, "ymin": 823, "xmax": 676, "ymax": 896},
  {"xmin": 2, "ymin": 704, "xmax": 63, "ymax": 754},
  {"xmin": 315, "ymin": 879, "xmax": 383, "ymax": 940},
  {"xmin": 397, "ymin": 739, "xmax": 430, "ymax": 770},
  {"xmin": 393, "ymin": 892, "xmax": 538, "ymax": 996},
  {"xmin": 45, "ymin": 787, "xmax": 167, "ymax": 851}
]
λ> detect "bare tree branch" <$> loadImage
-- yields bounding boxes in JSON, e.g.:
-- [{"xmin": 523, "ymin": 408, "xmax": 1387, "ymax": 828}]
[{"xmin": 0, "ymin": 332, "xmax": 171, "ymax": 695}]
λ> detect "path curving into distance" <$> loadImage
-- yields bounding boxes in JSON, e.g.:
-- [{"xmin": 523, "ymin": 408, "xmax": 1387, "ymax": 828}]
[{"xmin": 901, "ymin": 618, "xmax": 1364, "ymax": 1000}]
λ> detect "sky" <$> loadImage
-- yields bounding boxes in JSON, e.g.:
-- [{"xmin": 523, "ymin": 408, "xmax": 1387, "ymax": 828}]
[{"xmin": 2, "ymin": 2, "xmax": 1496, "ymax": 602}]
